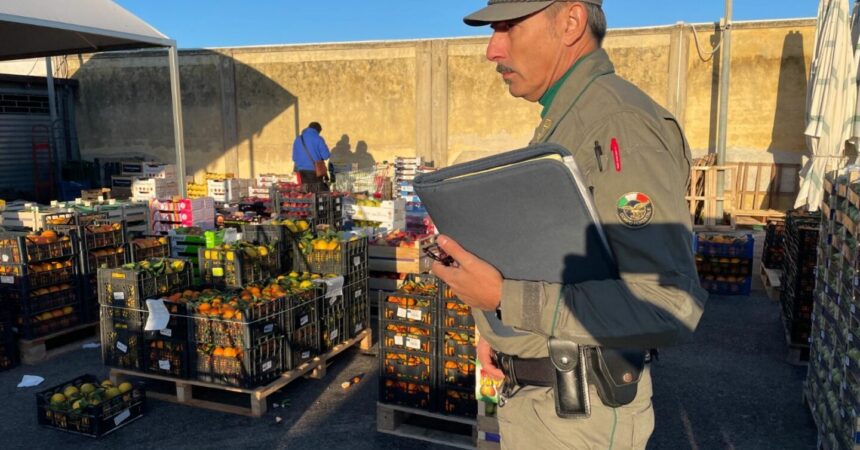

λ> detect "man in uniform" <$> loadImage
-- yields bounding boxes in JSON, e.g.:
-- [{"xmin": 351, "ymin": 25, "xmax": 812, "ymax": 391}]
[{"xmin": 431, "ymin": 1, "xmax": 708, "ymax": 448}]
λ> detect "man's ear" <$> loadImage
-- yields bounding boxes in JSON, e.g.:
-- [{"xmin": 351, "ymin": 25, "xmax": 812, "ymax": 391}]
[{"xmin": 561, "ymin": 2, "xmax": 589, "ymax": 46}]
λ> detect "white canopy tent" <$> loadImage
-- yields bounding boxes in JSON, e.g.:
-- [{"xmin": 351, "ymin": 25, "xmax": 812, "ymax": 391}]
[{"xmin": 0, "ymin": 0, "xmax": 187, "ymax": 196}]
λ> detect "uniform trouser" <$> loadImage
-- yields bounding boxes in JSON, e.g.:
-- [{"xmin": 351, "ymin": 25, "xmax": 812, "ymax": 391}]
[{"xmin": 497, "ymin": 365, "xmax": 654, "ymax": 450}]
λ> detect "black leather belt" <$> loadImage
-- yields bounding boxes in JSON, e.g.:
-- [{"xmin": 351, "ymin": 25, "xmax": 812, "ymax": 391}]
[{"xmin": 494, "ymin": 353, "xmax": 555, "ymax": 387}]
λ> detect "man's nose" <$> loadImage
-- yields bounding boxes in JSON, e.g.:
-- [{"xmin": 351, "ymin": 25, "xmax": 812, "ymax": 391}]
[{"xmin": 486, "ymin": 31, "xmax": 506, "ymax": 62}]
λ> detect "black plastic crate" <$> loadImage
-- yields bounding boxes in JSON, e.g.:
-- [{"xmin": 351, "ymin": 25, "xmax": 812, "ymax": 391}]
[
  {"xmin": 288, "ymin": 322, "xmax": 320, "ymax": 370},
  {"xmin": 43, "ymin": 211, "xmax": 108, "ymax": 236},
  {"xmin": 13, "ymin": 290, "xmax": 83, "ymax": 340},
  {"xmin": 437, "ymin": 287, "xmax": 474, "ymax": 329},
  {"xmin": 380, "ymin": 348, "xmax": 435, "ymax": 384},
  {"xmin": 130, "ymin": 237, "xmax": 170, "ymax": 263},
  {"xmin": 96, "ymin": 260, "xmax": 193, "ymax": 308},
  {"xmin": 439, "ymin": 357, "xmax": 476, "ymax": 389},
  {"xmin": 240, "ymin": 223, "xmax": 294, "ymax": 270},
  {"xmin": 439, "ymin": 328, "xmax": 476, "ymax": 360},
  {"xmin": 84, "ymin": 245, "xmax": 129, "ymax": 275},
  {"xmin": 198, "ymin": 246, "xmax": 280, "ymax": 289},
  {"xmin": 0, "ymin": 324, "xmax": 19, "ymax": 372},
  {"xmin": 194, "ymin": 336, "xmax": 284, "ymax": 388},
  {"xmin": 0, "ymin": 231, "xmax": 77, "ymax": 264},
  {"xmin": 190, "ymin": 296, "xmax": 286, "ymax": 348},
  {"xmin": 288, "ymin": 294, "xmax": 321, "ymax": 333},
  {"xmin": 379, "ymin": 377, "xmax": 434, "ymax": 411},
  {"xmin": 291, "ymin": 236, "xmax": 368, "ymax": 278},
  {"xmin": 381, "ymin": 321, "xmax": 435, "ymax": 353},
  {"xmin": 143, "ymin": 300, "xmax": 189, "ymax": 341},
  {"xmin": 438, "ymin": 386, "xmax": 477, "ymax": 418},
  {"xmin": 380, "ymin": 290, "xmax": 436, "ymax": 327},
  {"xmin": 144, "ymin": 339, "xmax": 190, "ymax": 379},
  {"xmin": 347, "ymin": 278, "xmax": 370, "ymax": 338},
  {"xmin": 100, "ymin": 321, "xmax": 144, "ymax": 371},
  {"xmin": 320, "ymin": 301, "xmax": 347, "ymax": 353},
  {"xmin": 0, "ymin": 260, "xmax": 76, "ymax": 291},
  {"xmin": 36, "ymin": 374, "xmax": 146, "ymax": 437}
]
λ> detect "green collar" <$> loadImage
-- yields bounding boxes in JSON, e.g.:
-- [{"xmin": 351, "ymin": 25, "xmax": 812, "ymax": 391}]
[{"xmin": 539, "ymin": 51, "xmax": 599, "ymax": 119}]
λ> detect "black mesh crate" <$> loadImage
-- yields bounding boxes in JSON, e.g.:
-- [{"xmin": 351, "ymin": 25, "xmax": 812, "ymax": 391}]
[
  {"xmin": 43, "ymin": 211, "xmax": 108, "ymax": 236},
  {"xmin": 0, "ymin": 230, "xmax": 77, "ymax": 264},
  {"xmin": 240, "ymin": 223, "xmax": 298, "ymax": 270},
  {"xmin": 143, "ymin": 300, "xmax": 189, "ymax": 341},
  {"xmin": 198, "ymin": 246, "xmax": 280, "ymax": 289},
  {"xmin": 380, "ymin": 290, "xmax": 436, "ymax": 327},
  {"xmin": 0, "ymin": 260, "xmax": 76, "ymax": 291},
  {"xmin": 100, "ymin": 321, "xmax": 144, "ymax": 371},
  {"xmin": 190, "ymin": 296, "xmax": 287, "ymax": 348},
  {"xmin": 379, "ymin": 377, "xmax": 434, "ymax": 411},
  {"xmin": 288, "ymin": 322, "xmax": 320, "ymax": 369},
  {"xmin": 438, "ymin": 386, "xmax": 477, "ymax": 418},
  {"xmin": 144, "ymin": 339, "xmax": 190, "ymax": 379},
  {"xmin": 36, "ymin": 374, "xmax": 146, "ymax": 438},
  {"xmin": 380, "ymin": 348, "xmax": 435, "ymax": 384},
  {"xmin": 11, "ymin": 287, "xmax": 83, "ymax": 340},
  {"xmin": 320, "ymin": 301, "xmax": 347, "ymax": 353},
  {"xmin": 439, "ymin": 357, "xmax": 476, "ymax": 389},
  {"xmin": 194, "ymin": 336, "xmax": 284, "ymax": 388},
  {"xmin": 381, "ymin": 322, "xmax": 435, "ymax": 354},
  {"xmin": 437, "ymin": 282, "xmax": 474, "ymax": 330},
  {"xmin": 96, "ymin": 259, "xmax": 193, "ymax": 308},
  {"xmin": 439, "ymin": 328, "xmax": 476, "ymax": 360},
  {"xmin": 288, "ymin": 292, "xmax": 321, "ymax": 332},
  {"xmin": 130, "ymin": 237, "xmax": 170, "ymax": 262},
  {"xmin": 291, "ymin": 236, "xmax": 368, "ymax": 279},
  {"xmin": 347, "ymin": 278, "xmax": 370, "ymax": 338}
]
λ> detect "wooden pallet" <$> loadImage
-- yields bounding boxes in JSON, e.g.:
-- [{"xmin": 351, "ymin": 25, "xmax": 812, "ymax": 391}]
[
  {"xmin": 110, "ymin": 328, "xmax": 372, "ymax": 417},
  {"xmin": 731, "ymin": 209, "xmax": 786, "ymax": 229},
  {"xmin": 18, "ymin": 321, "xmax": 99, "ymax": 365},
  {"xmin": 760, "ymin": 266, "xmax": 782, "ymax": 301},
  {"xmin": 377, "ymin": 402, "xmax": 477, "ymax": 449}
]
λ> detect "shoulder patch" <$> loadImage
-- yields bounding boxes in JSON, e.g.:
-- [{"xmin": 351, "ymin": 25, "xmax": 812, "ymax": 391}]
[{"xmin": 616, "ymin": 192, "xmax": 654, "ymax": 229}]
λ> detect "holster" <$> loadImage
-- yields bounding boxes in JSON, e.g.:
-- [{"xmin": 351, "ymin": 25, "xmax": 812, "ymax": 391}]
[
  {"xmin": 587, "ymin": 347, "xmax": 646, "ymax": 408},
  {"xmin": 547, "ymin": 337, "xmax": 591, "ymax": 419}
]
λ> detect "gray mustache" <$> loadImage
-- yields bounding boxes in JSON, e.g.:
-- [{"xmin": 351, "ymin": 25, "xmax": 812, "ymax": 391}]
[{"xmin": 496, "ymin": 64, "xmax": 514, "ymax": 74}]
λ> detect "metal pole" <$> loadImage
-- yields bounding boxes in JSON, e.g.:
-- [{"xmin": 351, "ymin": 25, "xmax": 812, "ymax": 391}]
[
  {"xmin": 45, "ymin": 57, "xmax": 63, "ymax": 191},
  {"xmin": 716, "ymin": 0, "xmax": 732, "ymax": 221},
  {"xmin": 168, "ymin": 45, "xmax": 187, "ymax": 198}
]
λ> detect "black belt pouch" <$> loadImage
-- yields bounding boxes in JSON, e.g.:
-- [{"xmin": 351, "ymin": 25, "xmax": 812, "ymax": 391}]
[
  {"xmin": 547, "ymin": 337, "xmax": 591, "ymax": 419},
  {"xmin": 588, "ymin": 347, "xmax": 646, "ymax": 408}
]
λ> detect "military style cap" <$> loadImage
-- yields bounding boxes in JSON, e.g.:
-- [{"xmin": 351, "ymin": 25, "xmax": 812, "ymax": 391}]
[{"xmin": 464, "ymin": 0, "xmax": 603, "ymax": 27}]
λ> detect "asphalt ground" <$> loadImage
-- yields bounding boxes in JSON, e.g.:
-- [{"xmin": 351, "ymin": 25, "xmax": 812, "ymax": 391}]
[{"xmin": 0, "ymin": 292, "xmax": 817, "ymax": 449}]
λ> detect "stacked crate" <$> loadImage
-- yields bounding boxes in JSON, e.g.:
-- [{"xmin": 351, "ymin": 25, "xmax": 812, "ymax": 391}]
[
  {"xmin": 149, "ymin": 198, "xmax": 215, "ymax": 235},
  {"xmin": 97, "ymin": 260, "xmax": 193, "ymax": 373},
  {"xmin": 436, "ymin": 281, "xmax": 477, "ymax": 418},
  {"xmin": 762, "ymin": 220, "xmax": 787, "ymax": 270},
  {"xmin": 0, "ymin": 231, "xmax": 83, "ymax": 339},
  {"xmin": 168, "ymin": 228, "xmax": 206, "ymax": 280},
  {"xmin": 273, "ymin": 183, "xmax": 344, "ymax": 229},
  {"xmin": 781, "ymin": 210, "xmax": 821, "ymax": 354},
  {"xmin": 197, "ymin": 243, "xmax": 280, "ymax": 290},
  {"xmin": 806, "ymin": 171, "xmax": 860, "ymax": 450},
  {"xmin": 44, "ymin": 212, "xmax": 130, "ymax": 323},
  {"xmin": 693, "ymin": 233, "xmax": 755, "ymax": 296},
  {"xmin": 130, "ymin": 236, "xmax": 170, "ymax": 262}
]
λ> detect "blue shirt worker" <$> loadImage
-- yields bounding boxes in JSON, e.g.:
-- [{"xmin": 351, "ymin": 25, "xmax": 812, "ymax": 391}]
[{"xmin": 292, "ymin": 121, "xmax": 331, "ymax": 190}]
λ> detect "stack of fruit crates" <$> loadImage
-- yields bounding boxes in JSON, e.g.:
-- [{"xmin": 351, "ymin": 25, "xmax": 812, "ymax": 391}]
[
  {"xmin": 198, "ymin": 243, "xmax": 280, "ymax": 289},
  {"xmin": 45, "ymin": 212, "xmax": 130, "ymax": 323},
  {"xmin": 272, "ymin": 183, "xmax": 343, "ymax": 228},
  {"xmin": 97, "ymin": 259, "xmax": 193, "ymax": 372},
  {"xmin": 291, "ymin": 234, "xmax": 368, "ymax": 280},
  {"xmin": 781, "ymin": 209, "xmax": 821, "ymax": 352},
  {"xmin": 378, "ymin": 275, "xmax": 439, "ymax": 411},
  {"xmin": 130, "ymin": 236, "xmax": 170, "ymax": 262},
  {"xmin": 806, "ymin": 170, "xmax": 860, "ymax": 450},
  {"xmin": 0, "ymin": 230, "xmax": 83, "ymax": 339},
  {"xmin": 240, "ymin": 221, "xmax": 306, "ymax": 273},
  {"xmin": 315, "ymin": 273, "xmax": 369, "ymax": 353},
  {"xmin": 436, "ymin": 280, "xmax": 477, "ymax": 418},
  {"xmin": 762, "ymin": 219, "xmax": 786, "ymax": 270},
  {"xmin": 693, "ymin": 233, "xmax": 754, "ymax": 296}
]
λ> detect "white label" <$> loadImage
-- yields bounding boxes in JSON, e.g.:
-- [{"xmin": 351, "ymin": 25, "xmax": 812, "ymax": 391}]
[
  {"xmin": 263, "ymin": 360, "xmax": 273, "ymax": 371},
  {"xmin": 406, "ymin": 337, "xmax": 421, "ymax": 350},
  {"xmin": 0, "ymin": 276, "xmax": 13, "ymax": 284},
  {"xmin": 159, "ymin": 360, "xmax": 171, "ymax": 371},
  {"xmin": 396, "ymin": 307, "xmax": 407, "ymax": 319},
  {"xmin": 1, "ymin": 254, "xmax": 8, "ymax": 263},
  {"xmin": 114, "ymin": 292, "xmax": 125, "ymax": 301},
  {"xmin": 160, "ymin": 328, "xmax": 173, "ymax": 337},
  {"xmin": 394, "ymin": 335, "xmax": 404, "ymax": 346},
  {"xmin": 353, "ymin": 256, "xmax": 361, "ymax": 266},
  {"xmin": 355, "ymin": 323, "xmax": 362, "ymax": 333},
  {"xmin": 319, "ymin": 205, "xmax": 325, "ymax": 211},
  {"xmin": 330, "ymin": 329, "xmax": 339, "ymax": 340},
  {"xmin": 114, "ymin": 409, "xmax": 131, "ymax": 426},
  {"xmin": 116, "ymin": 342, "xmax": 128, "ymax": 353},
  {"xmin": 300, "ymin": 315, "xmax": 309, "ymax": 326},
  {"xmin": 302, "ymin": 351, "xmax": 310, "ymax": 359},
  {"xmin": 330, "ymin": 297, "xmax": 338, "ymax": 306},
  {"xmin": 355, "ymin": 289, "xmax": 362, "ymax": 298},
  {"xmin": 407, "ymin": 309, "xmax": 423, "ymax": 321},
  {"xmin": 264, "ymin": 324, "xmax": 274, "ymax": 334}
]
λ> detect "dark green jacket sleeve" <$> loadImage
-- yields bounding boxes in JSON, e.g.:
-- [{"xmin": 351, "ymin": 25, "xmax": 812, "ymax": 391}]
[{"xmin": 500, "ymin": 111, "xmax": 708, "ymax": 348}]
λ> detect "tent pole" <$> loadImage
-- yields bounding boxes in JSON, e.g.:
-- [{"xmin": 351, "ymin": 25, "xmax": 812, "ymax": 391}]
[
  {"xmin": 716, "ymin": 0, "xmax": 732, "ymax": 221},
  {"xmin": 168, "ymin": 45, "xmax": 187, "ymax": 198},
  {"xmin": 45, "ymin": 56, "xmax": 62, "ymax": 193}
]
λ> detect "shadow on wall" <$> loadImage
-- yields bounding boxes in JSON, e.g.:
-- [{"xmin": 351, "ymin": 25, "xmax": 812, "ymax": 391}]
[
  {"xmin": 328, "ymin": 134, "xmax": 377, "ymax": 170},
  {"xmin": 71, "ymin": 49, "xmax": 298, "ymax": 179},
  {"xmin": 768, "ymin": 30, "xmax": 808, "ymax": 165}
]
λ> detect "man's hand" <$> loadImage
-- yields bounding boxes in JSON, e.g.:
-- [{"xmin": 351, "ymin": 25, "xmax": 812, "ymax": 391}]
[
  {"xmin": 431, "ymin": 235, "xmax": 503, "ymax": 311},
  {"xmin": 477, "ymin": 337, "xmax": 505, "ymax": 380}
]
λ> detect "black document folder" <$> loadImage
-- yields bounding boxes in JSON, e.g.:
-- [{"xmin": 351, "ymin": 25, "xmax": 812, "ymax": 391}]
[{"xmin": 413, "ymin": 143, "xmax": 617, "ymax": 286}]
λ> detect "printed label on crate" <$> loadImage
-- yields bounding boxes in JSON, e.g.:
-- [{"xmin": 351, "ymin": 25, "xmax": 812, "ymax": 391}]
[
  {"xmin": 1, "ymin": 254, "xmax": 8, "ymax": 263},
  {"xmin": 160, "ymin": 328, "xmax": 173, "ymax": 337},
  {"xmin": 330, "ymin": 329, "xmax": 339, "ymax": 340},
  {"xmin": 264, "ymin": 323, "xmax": 274, "ymax": 334},
  {"xmin": 159, "ymin": 360, "xmax": 171, "ymax": 371},
  {"xmin": 397, "ymin": 307, "xmax": 407, "ymax": 319},
  {"xmin": 263, "ymin": 360, "xmax": 273, "ymax": 372},
  {"xmin": 355, "ymin": 289, "xmax": 362, "ymax": 298},
  {"xmin": 300, "ymin": 315, "xmax": 309, "ymax": 326},
  {"xmin": 355, "ymin": 322, "xmax": 363, "ymax": 334},
  {"xmin": 114, "ymin": 291, "xmax": 125, "ymax": 301},
  {"xmin": 394, "ymin": 335, "xmax": 404, "ymax": 346},
  {"xmin": 406, "ymin": 309, "xmax": 423, "ymax": 321},
  {"xmin": 212, "ymin": 267, "xmax": 224, "ymax": 277},
  {"xmin": 114, "ymin": 409, "xmax": 131, "ymax": 426},
  {"xmin": 330, "ymin": 297, "xmax": 339, "ymax": 306},
  {"xmin": 117, "ymin": 341, "xmax": 128, "ymax": 353},
  {"xmin": 406, "ymin": 337, "xmax": 421, "ymax": 350},
  {"xmin": 0, "ymin": 276, "xmax": 12, "ymax": 284},
  {"xmin": 302, "ymin": 351, "xmax": 310, "ymax": 359},
  {"xmin": 353, "ymin": 256, "xmax": 361, "ymax": 267}
]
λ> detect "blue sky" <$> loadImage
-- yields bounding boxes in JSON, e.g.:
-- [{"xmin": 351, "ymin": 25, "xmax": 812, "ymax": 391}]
[{"xmin": 116, "ymin": 0, "xmax": 820, "ymax": 49}]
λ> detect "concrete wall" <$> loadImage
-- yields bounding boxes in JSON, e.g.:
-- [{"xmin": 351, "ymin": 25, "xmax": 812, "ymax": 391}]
[{"xmin": 1, "ymin": 18, "xmax": 815, "ymax": 178}]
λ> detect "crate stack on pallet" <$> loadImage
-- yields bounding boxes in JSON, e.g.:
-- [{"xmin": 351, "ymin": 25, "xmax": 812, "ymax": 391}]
[
  {"xmin": 806, "ymin": 171, "xmax": 860, "ymax": 450},
  {"xmin": 290, "ymin": 233, "xmax": 369, "ymax": 352},
  {"xmin": 44, "ymin": 212, "xmax": 130, "ymax": 324},
  {"xmin": 760, "ymin": 219, "xmax": 787, "ymax": 299},
  {"xmin": 781, "ymin": 209, "xmax": 821, "ymax": 362},
  {"xmin": 378, "ymin": 277, "xmax": 477, "ymax": 418},
  {"xmin": 367, "ymin": 233, "xmax": 435, "ymax": 294},
  {"xmin": 0, "ymin": 230, "xmax": 84, "ymax": 341},
  {"xmin": 693, "ymin": 233, "xmax": 755, "ymax": 296},
  {"xmin": 272, "ymin": 183, "xmax": 345, "ymax": 229},
  {"xmin": 197, "ymin": 242, "xmax": 281, "ymax": 290}
]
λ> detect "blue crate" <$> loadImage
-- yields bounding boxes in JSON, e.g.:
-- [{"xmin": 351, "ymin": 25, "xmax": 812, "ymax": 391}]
[
  {"xmin": 694, "ymin": 233, "xmax": 755, "ymax": 259},
  {"xmin": 699, "ymin": 276, "xmax": 752, "ymax": 296}
]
